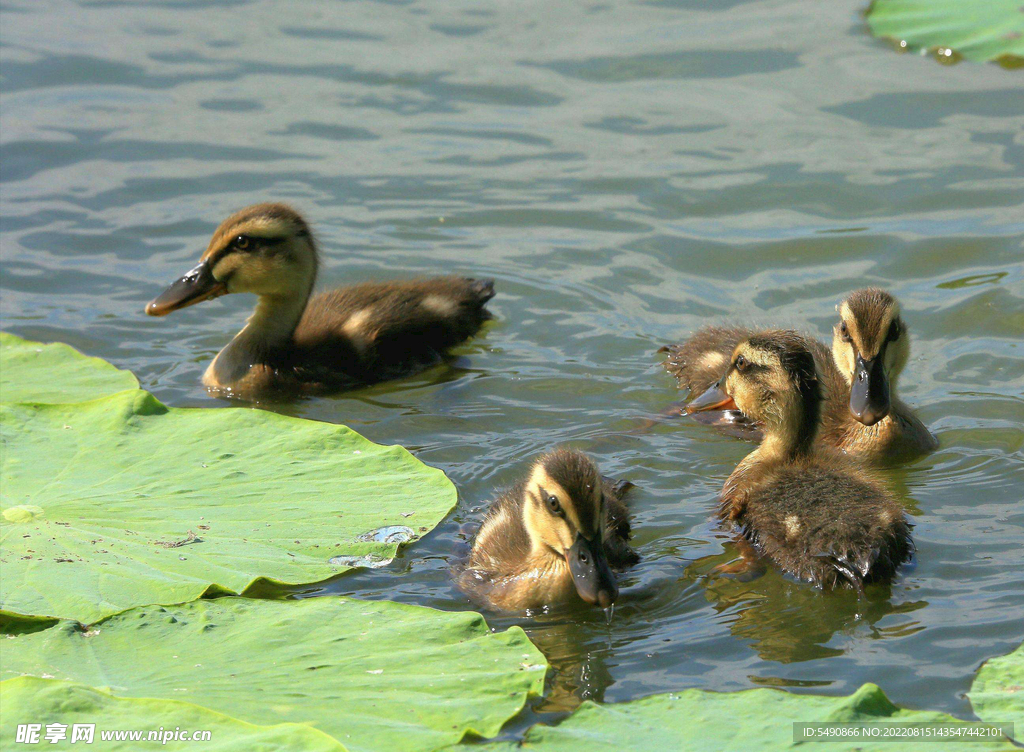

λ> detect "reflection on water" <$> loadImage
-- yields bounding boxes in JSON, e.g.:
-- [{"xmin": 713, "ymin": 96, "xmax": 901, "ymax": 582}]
[
  {"xmin": 687, "ymin": 546, "xmax": 929, "ymax": 664},
  {"xmin": 2, "ymin": 0, "xmax": 1023, "ymax": 728},
  {"xmin": 526, "ymin": 618, "xmax": 618, "ymax": 713}
]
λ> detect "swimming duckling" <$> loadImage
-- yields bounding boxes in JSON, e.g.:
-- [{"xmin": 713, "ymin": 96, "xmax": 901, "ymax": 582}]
[
  {"xmin": 456, "ymin": 448, "xmax": 638, "ymax": 612},
  {"xmin": 822, "ymin": 288, "xmax": 936, "ymax": 457},
  {"xmin": 688, "ymin": 331, "xmax": 912, "ymax": 589},
  {"xmin": 146, "ymin": 203, "xmax": 495, "ymax": 398},
  {"xmin": 663, "ymin": 288, "xmax": 935, "ymax": 459}
]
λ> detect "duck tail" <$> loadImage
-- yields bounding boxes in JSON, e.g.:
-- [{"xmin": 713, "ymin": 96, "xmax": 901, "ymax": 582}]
[{"xmin": 467, "ymin": 278, "xmax": 496, "ymax": 305}]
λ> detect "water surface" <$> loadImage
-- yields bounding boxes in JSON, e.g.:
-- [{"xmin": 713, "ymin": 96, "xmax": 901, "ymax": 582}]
[{"xmin": 2, "ymin": 0, "xmax": 1023, "ymax": 730}]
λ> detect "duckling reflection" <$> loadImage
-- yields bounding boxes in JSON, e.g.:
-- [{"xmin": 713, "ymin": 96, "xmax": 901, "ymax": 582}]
[
  {"xmin": 663, "ymin": 288, "xmax": 935, "ymax": 460},
  {"xmin": 686, "ymin": 544, "xmax": 927, "ymax": 664},
  {"xmin": 146, "ymin": 203, "xmax": 495, "ymax": 399},
  {"xmin": 522, "ymin": 619, "xmax": 616, "ymax": 713},
  {"xmin": 455, "ymin": 449, "xmax": 639, "ymax": 612},
  {"xmin": 688, "ymin": 332, "xmax": 913, "ymax": 589}
]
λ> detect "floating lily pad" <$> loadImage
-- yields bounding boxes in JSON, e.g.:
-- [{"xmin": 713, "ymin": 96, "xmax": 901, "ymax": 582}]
[
  {"xmin": 970, "ymin": 642, "xmax": 1023, "ymax": 734},
  {"xmin": 0, "ymin": 677, "xmax": 343, "ymax": 751},
  {"xmin": 0, "ymin": 332, "xmax": 138, "ymax": 404},
  {"xmin": 866, "ymin": 0, "xmax": 1024, "ymax": 66},
  {"xmin": 0, "ymin": 597, "xmax": 548, "ymax": 752},
  {"xmin": 446, "ymin": 683, "xmax": 1016, "ymax": 751},
  {"xmin": 0, "ymin": 387, "xmax": 456, "ymax": 622}
]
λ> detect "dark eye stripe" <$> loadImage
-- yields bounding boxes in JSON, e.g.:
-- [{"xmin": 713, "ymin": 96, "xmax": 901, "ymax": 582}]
[
  {"xmin": 887, "ymin": 319, "xmax": 901, "ymax": 342},
  {"xmin": 208, "ymin": 235, "xmax": 288, "ymax": 266},
  {"xmin": 240, "ymin": 236, "xmax": 287, "ymax": 250}
]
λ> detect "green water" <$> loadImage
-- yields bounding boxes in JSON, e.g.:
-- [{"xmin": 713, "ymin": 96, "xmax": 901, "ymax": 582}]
[{"xmin": 2, "ymin": 0, "xmax": 1022, "ymax": 729}]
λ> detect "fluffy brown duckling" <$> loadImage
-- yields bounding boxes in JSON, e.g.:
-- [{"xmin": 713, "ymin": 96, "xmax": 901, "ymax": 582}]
[
  {"xmin": 146, "ymin": 203, "xmax": 495, "ymax": 398},
  {"xmin": 688, "ymin": 331, "xmax": 913, "ymax": 589},
  {"xmin": 824, "ymin": 288, "xmax": 936, "ymax": 456},
  {"xmin": 663, "ymin": 288, "xmax": 935, "ymax": 459},
  {"xmin": 456, "ymin": 449, "xmax": 639, "ymax": 612}
]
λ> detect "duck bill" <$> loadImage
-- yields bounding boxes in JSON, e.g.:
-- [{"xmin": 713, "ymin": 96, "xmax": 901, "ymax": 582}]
[
  {"xmin": 567, "ymin": 533, "xmax": 617, "ymax": 608},
  {"xmin": 686, "ymin": 380, "xmax": 737, "ymax": 414},
  {"xmin": 145, "ymin": 261, "xmax": 226, "ymax": 316},
  {"xmin": 849, "ymin": 355, "xmax": 890, "ymax": 426}
]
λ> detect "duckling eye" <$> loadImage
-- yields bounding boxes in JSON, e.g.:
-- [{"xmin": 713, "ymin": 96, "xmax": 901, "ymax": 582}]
[
  {"xmin": 546, "ymin": 495, "xmax": 563, "ymax": 516},
  {"xmin": 735, "ymin": 355, "xmax": 749, "ymax": 372},
  {"xmin": 839, "ymin": 321, "xmax": 852, "ymax": 343},
  {"xmin": 887, "ymin": 320, "xmax": 901, "ymax": 342},
  {"xmin": 233, "ymin": 235, "xmax": 252, "ymax": 251}
]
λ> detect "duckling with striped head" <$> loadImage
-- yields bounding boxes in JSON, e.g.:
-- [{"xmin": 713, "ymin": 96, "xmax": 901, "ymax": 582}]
[
  {"xmin": 147, "ymin": 203, "xmax": 495, "ymax": 398},
  {"xmin": 457, "ymin": 449, "xmax": 638, "ymax": 612}
]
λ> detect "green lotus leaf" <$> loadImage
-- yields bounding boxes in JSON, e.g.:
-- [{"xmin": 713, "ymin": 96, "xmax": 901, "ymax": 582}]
[
  {"xmin": 446, "ymin": 682, "xmax": 1016, "ymax": 751},
  {"xmin": 866, "ymin": 0, "xmax": 1024, "ymax": 66},
  {"xmin": 0, "ymin": 677, "xmax": 343, "ymax": 751},
  {"xmin": 0, "ymin": 333, "xmax": 138, "ymax": 404},
  {"xmin": 970, "ymin": 642, "xmax": 1023, "ymax": 734},
  {"xmin": 0, "ymin": 597, "xmax": 548, "ymax": 752},
  {"xmin": 0, "ymin": 388, "xmax": 456, "ymax": 622}
]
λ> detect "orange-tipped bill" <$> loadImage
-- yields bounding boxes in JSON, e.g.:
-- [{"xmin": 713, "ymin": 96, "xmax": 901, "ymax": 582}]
[
  {"xmin": 145, "ymin": 262, "xmax": 226, "ymax": 316},
  {"xmin": 686, "ymin": 383, "xmax": 737, "ymax": 413}
]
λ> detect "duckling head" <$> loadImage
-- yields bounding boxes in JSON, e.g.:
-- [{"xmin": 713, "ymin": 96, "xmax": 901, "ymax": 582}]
[
  {"xmin": 521, "ymin": 449, "xmax": 618, "ymax": 608},
  {"xmin": 146, "ymin": 203, "xmax": 318, "ymax": 316},
  {"xmin": 832, "ymin": 288, "xmax": 909, "ymax": 426},
  {"xmin": 689, "ymin": 331, "xmax": 822, "ymax": 454}
]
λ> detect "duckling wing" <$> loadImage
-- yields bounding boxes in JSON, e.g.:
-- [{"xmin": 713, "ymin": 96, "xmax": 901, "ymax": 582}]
[
  {"xmin": 738, "ymin": 464, "xmax": 912, "ymax": 589},
  {"xmin": 295, "ymin": 276, "xmax": 494, "ymax": 380},
  {"xmin": 602, "ymin": 476, "xmax": 640, "ymax": 567},
  {"xmin": 367, "ymin": 277, "xmax": 494, "ymax": 353}
]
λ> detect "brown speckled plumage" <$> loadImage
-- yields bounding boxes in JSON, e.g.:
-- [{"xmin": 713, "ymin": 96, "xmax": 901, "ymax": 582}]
[
  {"xmin": 286, "ymin": 277, "xmax": 495, "ymax": 384},
  {"xmin": 662, "ymin": 325, "xmax": 760, "ymax": 395},
  {"xmin": 722, "ymin": 455, "xmax": 912, "ymax": 589}
]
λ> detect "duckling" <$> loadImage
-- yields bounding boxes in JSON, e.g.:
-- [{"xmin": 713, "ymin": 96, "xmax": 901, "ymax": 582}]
[
  {"xmin": 663, "ymin": 288, "xmax": 935, "ymax": 459},
  {"xmin": 688, "ymin": 331, "xmax": 913, "ymax": 589},
  {"xmin": 456, "ymin": 448, "xmax": 638, "ymax": 612},
  {"xmin": 823, "ymin": 288, "xmax": 936, "ymax": 457},
  {"xmin": 145, "ymin": 203, "xmax": 495, "ymax": 397}
]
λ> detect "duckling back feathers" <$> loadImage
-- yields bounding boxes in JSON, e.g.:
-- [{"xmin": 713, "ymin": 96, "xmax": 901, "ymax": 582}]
[
  {"xmin": 662, "ymin": 325, "xmax": 758, "ymax": 395},
  {"xmin": 292, "ymin": 276, "xmax": 495, "ymax": 383},
  {"xmin": 724, "ymin": 455, "xmax": 912, "ymax": 589}
]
